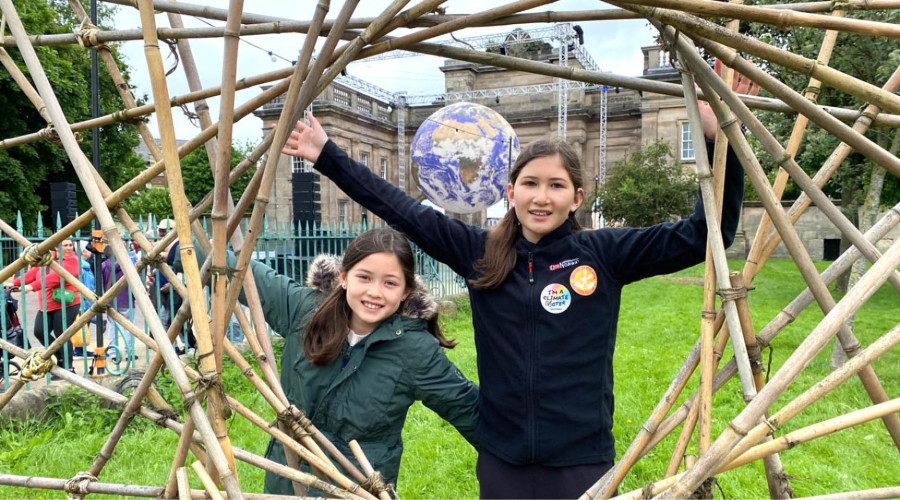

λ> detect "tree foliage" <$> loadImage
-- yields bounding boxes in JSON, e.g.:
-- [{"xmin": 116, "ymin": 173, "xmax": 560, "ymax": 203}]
[
  {"xmin": 0, "ymin": 0, "xmax": 144, "ymax": 231},
  {"xmin": 594, "ymin": 140, "xmax": 696, "ymax": 227},
  {"xmin": 123, "ymin": 144, "xmax": 257, "ymax": 219}
]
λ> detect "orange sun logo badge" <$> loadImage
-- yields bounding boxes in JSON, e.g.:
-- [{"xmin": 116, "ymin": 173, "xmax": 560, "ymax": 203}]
[{"xmin": 569, "ymin": 265, "xmax": 597, "ymax": 296}]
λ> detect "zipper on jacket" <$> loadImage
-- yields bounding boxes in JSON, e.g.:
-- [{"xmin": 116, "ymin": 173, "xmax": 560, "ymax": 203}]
[
  {"xmin": 528, "ymin": 253, "xmax": 534, "ymax": 284},
  {"xmin": 527, "ymin": 251, "xmax": 536, "ymax": 462}
]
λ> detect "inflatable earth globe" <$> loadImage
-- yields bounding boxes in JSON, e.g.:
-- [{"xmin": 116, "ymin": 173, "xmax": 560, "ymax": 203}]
[{"xmin": 411, "ymin": 101, "xmax": 519, "ymax": 214}]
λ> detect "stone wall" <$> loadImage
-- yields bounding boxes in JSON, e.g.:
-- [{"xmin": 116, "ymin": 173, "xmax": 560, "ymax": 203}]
[{"xmin": 727, "ymin": 202, "xmax": 900, "ymax": 261}]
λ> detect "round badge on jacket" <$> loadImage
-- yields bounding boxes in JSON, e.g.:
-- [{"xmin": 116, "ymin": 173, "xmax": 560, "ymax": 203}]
[
  {"xmin": 569, "ymin": 265, "xmax": 598, "ymax": 296},
  {"xmin": 540, "ymin": 283, "xmax": 571, "ymax": 314}
]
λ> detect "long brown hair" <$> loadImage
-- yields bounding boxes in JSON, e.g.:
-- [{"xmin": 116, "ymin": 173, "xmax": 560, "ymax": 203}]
[
  {"xmin": 470, "ymin": 138, "xmax": 585, "ymax": 290},
  {"xmin": 304, "ymin": 227, "xmax": 455, "ymax": 366}
]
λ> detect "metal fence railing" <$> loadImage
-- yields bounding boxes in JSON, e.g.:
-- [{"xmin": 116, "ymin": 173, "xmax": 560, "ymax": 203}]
[{"xmin": 1, "ymin": 213, "xmax": 468, "ymax": 391}]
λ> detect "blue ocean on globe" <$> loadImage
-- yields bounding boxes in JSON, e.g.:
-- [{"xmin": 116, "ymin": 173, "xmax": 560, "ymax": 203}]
[{"xmin": 411, "ymin": 102, "xmax": 519, "ymax": 214}]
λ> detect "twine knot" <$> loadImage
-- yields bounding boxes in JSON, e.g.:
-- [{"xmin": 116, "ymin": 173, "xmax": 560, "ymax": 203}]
[
  {"xmin": 277, "ymin": 405, "xmax": 313, "ymax": 438},
  {"xmin": 64, "ymin": 471, "xmax": 97, "ymax": 499},
  {"xmin": 18, "ymin": 351, "xmax": 57, "ymax": 382},
  {"xmin": 74, "ymin": 19, "xmax": 108, "ymax": 51},
  {"xmin": 22, "ymin": 243, "xmax": 54, "ymax": 267},
  {"xmin": 189, "ymin": 372, "xmax": 232, "ymax": 419},
  {"xmin": 716, "ymin": 286, "xmax": 747, "ymax": 302},
  {"xmin": 360, "ymin": 471, "xmax": 390, "ymax": 495}
]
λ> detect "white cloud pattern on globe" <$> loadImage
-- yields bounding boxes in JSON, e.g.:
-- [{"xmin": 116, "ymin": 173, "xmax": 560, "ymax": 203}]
[{"xmin": 411, "ymin": 102, "xmax": 519, "ymax": 214}]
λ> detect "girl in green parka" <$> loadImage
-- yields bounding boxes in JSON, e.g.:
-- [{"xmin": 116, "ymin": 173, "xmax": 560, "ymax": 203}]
[{"xmin": 248, "ymin": 227, "xmax": 479, "ymax": 494}]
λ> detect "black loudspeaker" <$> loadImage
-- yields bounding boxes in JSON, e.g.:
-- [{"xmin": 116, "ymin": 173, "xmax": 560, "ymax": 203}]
[
  {"xmin": 50, "ymin": 182, "xmax": 77, "ymax": 227},
  {"xmin": 292, "ymin": 172, "xmax": 321, "ymax": 225}
]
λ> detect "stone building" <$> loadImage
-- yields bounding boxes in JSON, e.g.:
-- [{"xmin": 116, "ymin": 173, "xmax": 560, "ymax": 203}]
[
  {"xmin": 251, "ymin": 41, "xmax": 898, "ymax": 260},
  {"xmin": 253, "ymin": 43, "xmax": 695, "ymax": 230}
]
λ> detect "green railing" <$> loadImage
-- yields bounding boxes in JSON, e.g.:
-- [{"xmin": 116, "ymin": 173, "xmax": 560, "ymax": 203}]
[{"xmin": 1, "ymin": 213, "xmax": 467, "ymax": 390}]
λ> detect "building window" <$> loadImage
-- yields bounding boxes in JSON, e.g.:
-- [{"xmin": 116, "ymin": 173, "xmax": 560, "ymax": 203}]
[
  {"xmin": 338, "ymin": 200, "xmax": 347, "ymax": 226},
  {"xmin": 360, "ymin": 152, "xmax": 369, "ymax": 167},
  {"xmin": 292, "ymin": 155, "xmax": 312, "ymax": 173},
  {"xmin": 380, "ymin": 158, "xmax": 387, "ymax": 179},
  {"xmin": 333, "ymin": 87, "xmax": 350, "ymax": 108},
  {"xmin": 357, "ymin": 97, "xmax": 372, "ymax": 116},
  {"xmin": 681, "ymin": 122, "xmax": 695, "ymax": 161}
]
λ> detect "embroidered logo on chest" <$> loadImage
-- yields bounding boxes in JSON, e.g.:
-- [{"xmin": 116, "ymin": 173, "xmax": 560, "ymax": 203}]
[
  {"xmin": 549, "ymin": 258, "xmax": 580, "ymax": 272},
  {"xmin": 540, "ymin": 283, "xmax": 572, "ymax": 314},
  {"xmin": 570, "ymin": 265, "xmax": 598, "ymax": 296}
]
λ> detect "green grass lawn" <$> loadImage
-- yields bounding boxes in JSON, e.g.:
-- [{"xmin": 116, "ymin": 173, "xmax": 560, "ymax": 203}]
[{"xmin": 1, "ymin": 259, "xmax": 898, "ymax": 499}]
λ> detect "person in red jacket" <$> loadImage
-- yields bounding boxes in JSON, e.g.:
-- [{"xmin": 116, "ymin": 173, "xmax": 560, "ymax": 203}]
[{"xmin": 5, "ymin": 240, "xmax": 81, "ymax": 372}]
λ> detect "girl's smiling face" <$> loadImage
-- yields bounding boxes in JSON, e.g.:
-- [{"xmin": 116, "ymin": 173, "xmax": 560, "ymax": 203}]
[
  {"xmin": 341, "ymin": 251, "xmax": 410, "ymax": 335},
  {"xmin": 507, "ymin": 154, "xmax": 584, "ymax": 243}
]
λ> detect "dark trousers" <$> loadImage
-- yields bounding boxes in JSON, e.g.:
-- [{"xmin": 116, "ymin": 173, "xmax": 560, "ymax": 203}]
[
  {"xmin": 477, "ymin": 449, "xmax": 614, "ymax": 500},
  {"xmin": 33, "ymin": 305, "xmax": 78, "ymax": 370}
]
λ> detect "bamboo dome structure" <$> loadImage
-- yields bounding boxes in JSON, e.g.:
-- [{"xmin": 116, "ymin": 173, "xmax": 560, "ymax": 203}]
[{"xmin": 0, "ymin": 1, "xmax": 899, "ymax": 499}]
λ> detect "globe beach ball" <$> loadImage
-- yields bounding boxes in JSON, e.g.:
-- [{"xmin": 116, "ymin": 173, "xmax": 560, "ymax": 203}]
[{"xmin": 411, "ymin": 102, "xmax": 519, "ymax": 214}]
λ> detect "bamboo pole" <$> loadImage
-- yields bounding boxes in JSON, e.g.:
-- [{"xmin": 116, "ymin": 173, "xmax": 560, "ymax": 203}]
[
  {"xmin": 348, "ymin": 441, "xmax": 392, "ymax": 500},
  {"xmin": 730, "ymin": 272, "xmax": 792, "ymax": 499},
  {"xmin": 740, "ymin": 10, "xmax": 845, "ymax": 300},
  {"xmin": 654, "ymin": 50, "xmax": 900, "ymax": 500},
  {"xmin": 655, "ymin": 14, "xmax": 900, "ymax": 450},
  {"xmin": 726, "ymin": 397, "xmax": 900, "ymax": 470},
  {"xmin": 617, "ymin": 0, "xmax": 900, "ymax": 38},
  {"xmin": 754, "ymin": 64, "xmax": 900, "ymax": 277},
  {"xmin": 0, "ymin": 11, "xmax": 243, "ymax": 495},
  {"xmin": 164, "ymin": 5, "xmax": 296, "ymax": 472},
  {"xmin": 175, "ymin": 467, "xmax": 191, "ymax": 500},
  {"xmin": 165, "ymin": 414, "xmax": 198, "ymax": 499},
  {"xmin": 135, "ymin": 0, "xmax": 239, "ymax": 481},
  {"xmin": 644, "ymin": 199, "xmax": 900, "ymax": 460},
  {"xmin": 157, "ymin": 21, "xmax": 287, "ymax": 393},
  {"xmin": 795, "ymin": 487, "xmax": 900, "ymax": 500},
  {"xmin": 191, "ymin": 461, "xmax": 226, "ymax": 500},
  {"xmin": 0, "ymin": 70, "xmax": 290, "ymax": 285},
  {"xmin": 211, "ymin": 0, "xmax": 356, "ymax": 392},
  {"xmin": 585, "ymin": 53, "xmax": 759, "ymax": 500},
  {"xmin": 208, "ymin": 0, "xmax": 246, "ymax": 389},
  {"xmin": 662, "ymin": 325, "xmax": 731, "ymax": 477},
  {"xmin": 0, "ymin": 473, "xmax": 307, "ymax": 500},
  {"xmin": 0, "ymin": 334, "xmax": 360, "ymax": 498},
  {"xmin": 0, "ymin": 64, "xmax": 293, "ymax": 151},
  {"xmin": 362, "ymin": 0, "xmax": 554, "ymax": 56},
  {"xmin": 636, "ymin": 6, "xmax": 900, "ymax": 114}
]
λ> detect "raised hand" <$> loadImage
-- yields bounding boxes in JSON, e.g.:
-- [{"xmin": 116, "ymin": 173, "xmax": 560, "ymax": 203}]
[
  {"xmin": 281, "ymin": 111, "xmax": 329, "ymax": 163},
  {"xmin": 698, "ymin": 59, "xmax": 761, "ymax": 140}
]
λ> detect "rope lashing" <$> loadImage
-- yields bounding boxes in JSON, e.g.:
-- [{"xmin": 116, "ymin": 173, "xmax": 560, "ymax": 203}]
[
  {"xmin": 359, "ymin": 471, "xmax": 390, "ymax": 495},
  {"xmin": 716, "ymin": 286, "xmax": 748, "ymax": 303},
  {"xmin": 64, "ymin": 471, "xmax": 97, "ymax": 500},
  {"xmin": 191, "ymin": 373, "xmax": 232, "ymax": 419},
  {"xmin": 154, "ymin": 408, "xmax": 181, "ymax": 426},
  {"xmin": 18, "ymin": 351, "xmax": 57, "ymax": 382},
  {"xmin": 21, "ymin": 243, "xmax": 54, "ymax": 267},
  {"xmin": 277, "ymin": 405, "xmax": 313, "ymax": 438},
  {"xmin": 74, "ymin": 19, "xmax": 108, "ymax": 51}
]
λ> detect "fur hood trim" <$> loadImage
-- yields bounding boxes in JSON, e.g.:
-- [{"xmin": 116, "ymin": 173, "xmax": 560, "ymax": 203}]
[{"xmin": 305, "ymin": 254, "xmax": 438, "ymax": 321}]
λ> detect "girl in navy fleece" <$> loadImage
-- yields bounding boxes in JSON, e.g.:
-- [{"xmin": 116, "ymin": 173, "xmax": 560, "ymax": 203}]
[{"xmin": 282, "ymin": 69, "xmax": 757, "ymax": 499}]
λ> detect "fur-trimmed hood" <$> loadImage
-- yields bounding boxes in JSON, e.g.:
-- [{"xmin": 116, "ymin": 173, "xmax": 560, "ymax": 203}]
[{"xmin": 305, "ymin": 254, "xmax": 438, "ymax": 321}]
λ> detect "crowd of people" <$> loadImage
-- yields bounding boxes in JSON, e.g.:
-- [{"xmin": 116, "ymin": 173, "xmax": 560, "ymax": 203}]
[{"xmin": 1, "ymin": 218, "xmax": 187, "ymax": 376}]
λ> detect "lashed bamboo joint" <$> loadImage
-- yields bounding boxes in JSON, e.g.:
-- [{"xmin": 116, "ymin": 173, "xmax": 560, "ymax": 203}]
[{"xmin": 0, "ymin": 1, "xmax": 898, "ymax": 499}]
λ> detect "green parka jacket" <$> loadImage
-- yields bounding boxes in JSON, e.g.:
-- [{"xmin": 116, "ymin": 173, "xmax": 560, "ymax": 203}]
[{"xmin": 245, "ymin": 255, "xmax": 480, "ymax": 494}]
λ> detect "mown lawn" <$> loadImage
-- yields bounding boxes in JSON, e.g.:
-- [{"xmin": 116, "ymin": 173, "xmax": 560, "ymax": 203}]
[{"xmin": 1, "ymin": 259, "xmax": 898, "ymax": 499}]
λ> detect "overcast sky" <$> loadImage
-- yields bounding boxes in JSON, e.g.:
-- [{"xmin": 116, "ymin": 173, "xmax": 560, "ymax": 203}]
[{"xmin": 112, "ymin": 1, "xmax": 657, "ymax": 145}]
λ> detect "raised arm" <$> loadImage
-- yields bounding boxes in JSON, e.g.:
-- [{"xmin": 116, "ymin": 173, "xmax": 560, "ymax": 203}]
[{"xmin": 283, "ymin": 113, "xmax": 485, "ymax": 277}]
